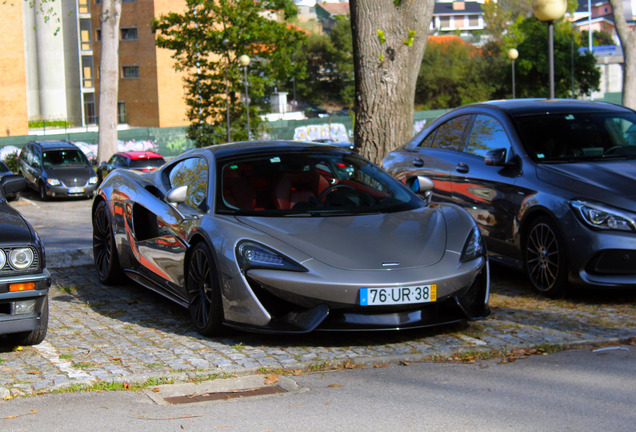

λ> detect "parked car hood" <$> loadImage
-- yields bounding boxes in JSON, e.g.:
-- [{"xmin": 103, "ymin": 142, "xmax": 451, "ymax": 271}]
[
  {"xmin": 537, "ymin": 160, "xmax": 636, "ymax": 211},
  {"xmin": 237, "ymin": 208, "xmax": 447, "ymax": 270},
  {"xmin": 0, "ymin": 203, "xmax": 33, "ymax": 243}
]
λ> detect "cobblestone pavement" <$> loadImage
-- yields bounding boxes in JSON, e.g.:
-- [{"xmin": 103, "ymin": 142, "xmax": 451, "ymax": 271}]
[{"xmin": 1, "ymin": 264, "xmax": 635, "ymax": 399}]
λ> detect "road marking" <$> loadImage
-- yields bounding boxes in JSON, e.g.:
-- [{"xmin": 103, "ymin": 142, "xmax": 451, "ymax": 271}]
[{"xmin": 33, "ymin": 341, "xmax": 94, "ymax": 381}]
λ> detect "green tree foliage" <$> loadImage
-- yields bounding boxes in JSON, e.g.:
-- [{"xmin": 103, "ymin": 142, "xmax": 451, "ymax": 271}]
[
  {"xmin": 415, "ymin": 36, "xmax": 495, "ymax": 109},
  {"xmin": 294, "ymin": 15, "xmax": 354, "ymax": 107},
  {"xmin": 153, "ymin": 0, "xmax": 306, "ymax": 146},
  {"xmin": 580, "ymin": 29, "xmax": 616, "ymax": 46},
  {"xmin": 514, "ymin": 18, "xmax": 600, "ymax": 98}
]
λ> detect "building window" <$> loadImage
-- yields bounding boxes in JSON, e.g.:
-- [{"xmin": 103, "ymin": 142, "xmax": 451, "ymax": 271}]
[
  {"xmin": 84, "ymin": 93, "xmax": 96, "ymax": 125},
  {"xmin": 82, "ymin": 57, "xmax": 94, "ymax": 88},
  {"xmin": 122, "ymin": 65, "xmax": 140, "ymax": 78},
  {"xmin": 96, "ymin": 29, "xmax": 101, "ymax": 42},
  {"xmin": 78, "ymin": 0, "xmax": 89, "ymax": 14},
  {"xmin": 440, "ymin": 16, "xmax": 450, "ymax": 29},
  {"xmin": 80, "ymin": 19, "xmax": 92, "ymax": 51},
  {"xmin": 121, "ymin": 27, "xmax": 138, "ymax": 40},
  {"xmin": 118, "ymin": 102, "xmax": 127, "ymax": 124},
  {"xmin": 469, "ymin": 15, "xmax": 479, "ymax": 27}
]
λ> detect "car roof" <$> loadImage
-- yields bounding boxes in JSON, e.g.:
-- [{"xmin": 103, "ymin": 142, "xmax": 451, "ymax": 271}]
[
  {"xmin": 196, "ymin": 140, "xmax": 350, "ymax": 159},
  {"xmin": 460, "ymin": 98, "xmax": 634, "ymax": 117},
  {"xmin": 31, "ymin": 141, "xmax": 79, "ymax": 150},
  {"xmin": 117, "ymin": 151, "xmax": 164, "ymax": 159}
]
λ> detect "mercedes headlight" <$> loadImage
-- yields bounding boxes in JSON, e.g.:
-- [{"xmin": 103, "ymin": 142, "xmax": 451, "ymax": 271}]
[
  {"xmin": 237, "ymin": 241, "xmax": 306, "ymax": 272},
  {"xmin": 89, "ymin": 175, "xmax": 98, "ymax": 185},
  {"xmin": 460, "ymin": 226, "xmax": 486, "ymax": 263},
  {"xmin": 571, "ymin": 200, "xmax": 636, "ymax": 232},
  {"xmin": 46, "ymin": 178, "xmax": 61, "ymax": 186},
  {"xmin": 0, "ymin": 249, "xmax": 6, "ymax": 269}
]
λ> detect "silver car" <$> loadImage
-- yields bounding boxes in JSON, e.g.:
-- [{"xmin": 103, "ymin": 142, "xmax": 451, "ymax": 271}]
[{"xmin": 92, "ymin": 141, "xmax": 489, "ymax": 335}]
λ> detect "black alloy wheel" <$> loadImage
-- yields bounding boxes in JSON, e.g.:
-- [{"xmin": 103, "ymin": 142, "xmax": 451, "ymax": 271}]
[
  {"xmin": 186, "ymin": 242, "xmax": 224, "ymax": 336},
  {"xmin": 92, "ymin": 200, "xmax": 122, "ymax": 285},
  {"xmin": 523, "ymin": 216, "xmax": 568, "ymax": 298}
]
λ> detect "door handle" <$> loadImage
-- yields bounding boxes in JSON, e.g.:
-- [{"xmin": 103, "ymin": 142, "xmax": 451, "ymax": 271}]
[
  {"xmin": 412, "ymin": 158, "xmax": 424, "ymax": 167},
  {"xmin": 456, "ymin": 162, "xmax": 469, "ymax": 173}
]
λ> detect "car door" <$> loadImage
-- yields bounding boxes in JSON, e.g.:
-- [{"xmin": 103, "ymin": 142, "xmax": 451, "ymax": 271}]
[
  {"xmin": 407, "ymin": 114, "xmax": 473, "ymax": 204},
  {"xmin": 18, "ymin": 144, "xmax": 38, "ymax": 188},
  {"xmin": 452, "ymin": 114, "xmax": 523, "ymax": 262},
  {"xmin": 127, "ymin": 156, "xmax": 209, "ymax": 296}
]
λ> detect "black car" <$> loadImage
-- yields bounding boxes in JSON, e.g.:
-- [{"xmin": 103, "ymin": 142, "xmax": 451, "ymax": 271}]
[
  {"xmin": 382, "ymin": 99, "xmax": 636, "ymax": 297},
  {"xmin": 0, "ymin": 161, "xmax": 19, "ymax": 201},
  {"xmin": 0, "ymin": 174, "xmax": 50, "ymax": 346},
  {"xmin": 18, "ymin": 141, "xmax": 98, "ymax": 200}
]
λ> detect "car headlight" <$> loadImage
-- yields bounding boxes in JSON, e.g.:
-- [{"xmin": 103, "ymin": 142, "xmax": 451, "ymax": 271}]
[
  {"xmin": 0, "ymin": 249, "xmax": 6, "ymax": 269},
  {"xmin": 571, "ymin": 200, "xmax": 636, "ymax": 232},
  {"xmin": 89, "ymin": 175, "xmax": 98, "ymax": 185},
  {"xmin": 236, "ymin": 241, "xmax": 306, "ymax": 272},
  {"xmin": 9, "ymin": 248, "xmax": 34, "ymax": 269},
  {"xmin": 460, "ymin": 226, "xmax": 486, "ymax": 263},
  {"xmin": 46, "ymin": 178, "xmax": 61, "ymax": 186}
]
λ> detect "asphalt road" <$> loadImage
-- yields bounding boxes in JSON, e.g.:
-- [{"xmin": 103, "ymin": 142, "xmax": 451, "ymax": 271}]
[
  {"xmin": 0, "ymin": 347, "xmax": 634, "ymax": 431},
  {"xmin": 9, "ymin": 189, "xmax": 93, "ymax": 251}
]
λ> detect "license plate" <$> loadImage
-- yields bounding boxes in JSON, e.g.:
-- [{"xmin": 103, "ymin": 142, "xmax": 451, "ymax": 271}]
[
  {"xmin": 68, "ymin": 187, "xmax": 84, "ymax": 194},
  {"xmin": 359, "ymin": 285, "xmax": 437, "ymax": 306}
]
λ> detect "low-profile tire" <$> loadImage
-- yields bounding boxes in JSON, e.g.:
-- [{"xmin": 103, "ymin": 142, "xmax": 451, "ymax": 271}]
[
  {"xmin": 9, "ymin": 296, "xmax": 49, "ymax": 346},
  {"xmin": 39, "ymin": 182, "xmax": 48, "ymax": 201},
  {"xmin": 92, "ymin": 199, "xmax": 122, "ymax": 285},
  {"xmin": 186, "ymin": 242, "xmax": 224, "ymax": 336},
  {"xmin": 523, "ymin": 216, "xmax": 568, "ymax": 298}
]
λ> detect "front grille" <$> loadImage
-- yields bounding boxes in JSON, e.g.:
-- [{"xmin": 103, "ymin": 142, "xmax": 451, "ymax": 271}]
[
  {"xmin": 60, "ymin": 177, "xmax": 89, "ymax": 187},
  {"xmin": 587, "ymin": 250, "xmax": 636, "ymax": 275}
]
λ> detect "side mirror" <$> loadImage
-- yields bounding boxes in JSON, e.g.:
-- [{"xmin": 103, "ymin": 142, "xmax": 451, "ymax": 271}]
[
  {"xmin": 1, "ymin": 174, "xmax": 26, "ymax": 198},
  {"xmin": 405, "ymin": 175, "xmax": 434, "ymax": 205},
  {"xmin": 166, "ymin": 185, "xmax": 188, "ymax": 204},
  {"xmin": 485, "ymin": 148, "xmax": 507, "ymax": 166}
]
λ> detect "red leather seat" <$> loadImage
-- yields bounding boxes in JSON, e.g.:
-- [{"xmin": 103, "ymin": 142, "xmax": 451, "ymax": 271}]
[
  {"xmin": 222, "ymin": 168, "xmax": 256, "ymax": 210},
  {"xmin": 274, "ymin": 169, "xmax": 329, "ymax": 209}
]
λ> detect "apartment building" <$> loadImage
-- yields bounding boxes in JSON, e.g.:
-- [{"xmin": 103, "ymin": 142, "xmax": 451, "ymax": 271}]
[
  {"xmin": 0, "ymin": 2, "xmax": 28, "ymax": 137},
  {"xmin": 90, "ymin": 0, "xmax": 189, "ymax": 128}
]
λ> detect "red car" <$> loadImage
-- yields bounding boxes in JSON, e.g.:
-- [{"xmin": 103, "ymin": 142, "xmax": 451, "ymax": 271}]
[{"xmin": 97, "ymin": 151, "xmax": 166, "ymax": 184}]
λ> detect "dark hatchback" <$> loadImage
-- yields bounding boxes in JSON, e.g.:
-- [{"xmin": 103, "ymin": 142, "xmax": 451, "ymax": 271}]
[
  {"xmin": 382, "ymin": 99, "xmax": 636, "ymax": 297},
  {"xmin": 18, "ymin": 141, "xmax": 98, "ymax": 200},
  {"xmin": 0, "ymin": 175, "xmax": 50, "ymax": 345}
]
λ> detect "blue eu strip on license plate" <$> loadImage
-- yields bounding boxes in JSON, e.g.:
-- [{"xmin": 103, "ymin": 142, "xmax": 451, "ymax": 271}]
[{"xmin": 359, "ymin": 285, "xmax": 437, "ymax": 306}]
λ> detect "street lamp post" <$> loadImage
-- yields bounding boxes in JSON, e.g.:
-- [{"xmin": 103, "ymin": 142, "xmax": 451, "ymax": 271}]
[
  {"xmin": 238, "ymin": 54, "xmax": 251, "ymax": 140},
  {"xmin": 533, "ymin": 0, "xmax": 567, "ymax": 99},
  {"xmin": 508, "ymin": 48, "xmax": 519, "ymax": 99},
  {"xmin": 222, "ymin": 39, "xmax": 231, "ymax": 142}
]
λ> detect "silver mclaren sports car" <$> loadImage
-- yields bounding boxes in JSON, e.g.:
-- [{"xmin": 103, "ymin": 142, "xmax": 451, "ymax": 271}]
[{"xmin": 92, "ymin": 141, "xmax": 490, "ymax": 335}]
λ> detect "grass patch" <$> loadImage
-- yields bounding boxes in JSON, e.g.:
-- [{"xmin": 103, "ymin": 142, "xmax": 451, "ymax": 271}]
[
  {"xmin": 52, "ymin": 377, "xmax": 175, "ymax": 394},
  {"xmin": 72, "ymin": 362, "xmax": 95, "ymax": 369},
  {"xmin": 57, "ymin": 284, "xmax": 77, "ymax": 294},
  {"xmin": 59, "ymin": 354, "xmax": 73, "ymax": 360}
]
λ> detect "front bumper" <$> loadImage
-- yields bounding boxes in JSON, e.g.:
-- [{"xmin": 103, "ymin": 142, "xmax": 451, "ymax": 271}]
[
  {"xmin": 0, "ymin": 270, "xmax": 51, "ymax": 336},
  {"xmin": 223, "ymin": 259, "xmax": 490, "ymax": 334},
  {"xmin": 43, "ymin": 183, "xmax": 97, "ymax": 198}
]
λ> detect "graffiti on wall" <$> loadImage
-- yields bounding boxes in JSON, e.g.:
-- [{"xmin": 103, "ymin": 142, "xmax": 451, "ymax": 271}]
[{"xmin": 293, "ymin": 123, "xmax": 350, "ymax": 143}]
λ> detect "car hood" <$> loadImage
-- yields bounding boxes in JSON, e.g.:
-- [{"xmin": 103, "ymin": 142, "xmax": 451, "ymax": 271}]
[
  {"xmin": 237, "ymin": 208, "xmax": 447, "ymax": 271},
  {"xmin": 0, "ymin": 203, "xmax": 33, "ymax": 243},
  {"xmin": 537, "ymin": 161, "xmax": 636, "ymax": 211}
]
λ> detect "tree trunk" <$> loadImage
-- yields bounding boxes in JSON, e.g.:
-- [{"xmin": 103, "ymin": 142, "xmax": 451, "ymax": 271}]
[
  {"xmin": 350, "ymin": 0, "xmax": 434, "ymax": 164},
  {"xmin": 97, "ymin": 0, "xmax": 122, "ymax": 164},
  {"xmin": 610, "ymin": 0, "xmax": 636, "ymax": 109}
]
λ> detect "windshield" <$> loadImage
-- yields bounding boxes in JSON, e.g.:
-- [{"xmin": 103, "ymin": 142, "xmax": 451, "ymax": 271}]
[
  {"xmin": 42, "ymin": 149, "xmax": 90, "ymax": 168},
  {"xmin": 129, "ymin": 158, "xmax": 165, "ymax": 169},
  {"xmin": 513, "ymin": 111, "xmax": 636, "ymax": 162},
  {"xmin": 216, "ymin": 150, "xmax": 423, "ymax": 216}
]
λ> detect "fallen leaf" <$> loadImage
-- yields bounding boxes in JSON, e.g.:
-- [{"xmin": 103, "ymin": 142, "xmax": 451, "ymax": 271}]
[
  {"xmin": 2, "ymin": 409, "xmax": 38, "ymax": 419},
  {"xmin": 152, "ymin": 388, "xmax": 161, "ymax": 393},
  {"xmin": 399, "ymin": 361, "xmax": 411, "ymax": 366},
  {"xmin": 123, "ymin": 382, "xmax": 130, "ymax": 390},
  {"xmin": 327, "ymin": 384, "xmax": 343, "ymax": 388},
  {"xmin": 374, "ymin": 364, "xmax": 388, "ymax": 369},
  {"xmin": 264, "ymin": 375, "xmax": 279, "ymax": 385},
  {"xmin": 13, "ymin": 346, "xmax": 23, "ymax": 352}
]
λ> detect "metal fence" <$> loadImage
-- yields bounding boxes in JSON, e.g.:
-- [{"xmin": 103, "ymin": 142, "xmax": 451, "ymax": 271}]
[{"xmin": 0, "ymin": 109, "xmax": 450, "ymax": 159}]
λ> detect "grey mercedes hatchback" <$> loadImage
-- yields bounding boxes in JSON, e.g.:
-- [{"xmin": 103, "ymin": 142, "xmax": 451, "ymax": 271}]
[{"xmin": 382, "ymin": 99, "xmax": 636, "ymax": 297}]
